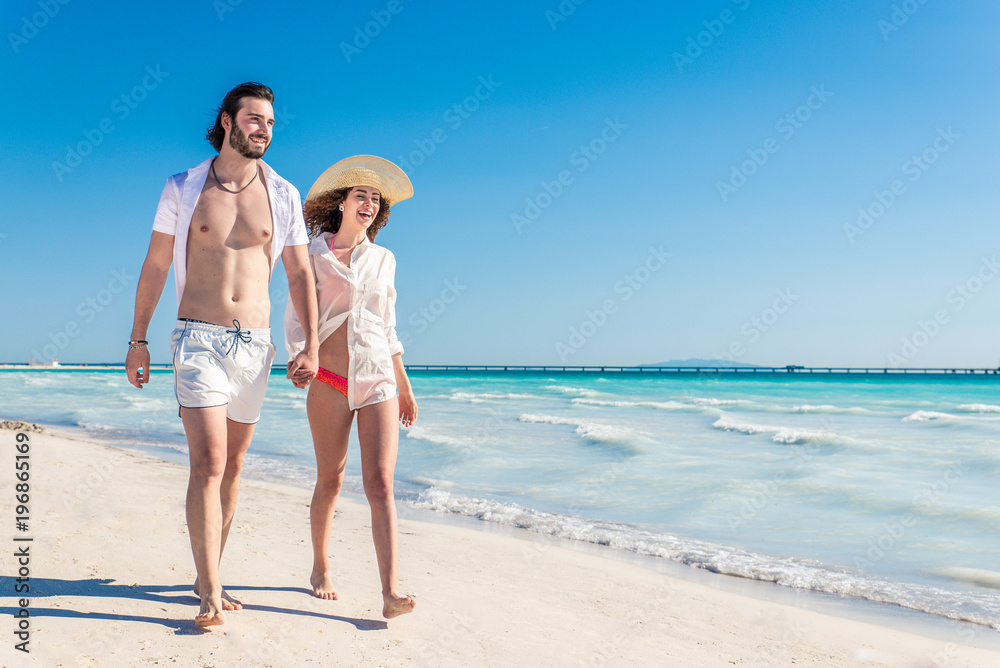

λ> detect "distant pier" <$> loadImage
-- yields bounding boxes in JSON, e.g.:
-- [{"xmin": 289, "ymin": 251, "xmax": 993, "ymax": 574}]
[
  {"xmin": 3, "ymin": 364, "xmax": 999, "ymax": 377},
  {"xmin": 401, "ymin": 365, "xmax": 1000, "ymax": 375}
]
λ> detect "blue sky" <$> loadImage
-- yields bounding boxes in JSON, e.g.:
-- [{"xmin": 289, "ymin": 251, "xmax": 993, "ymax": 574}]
[{"xmin": 2, "ymin": 0, "xmax": 998, "ymax": 367}]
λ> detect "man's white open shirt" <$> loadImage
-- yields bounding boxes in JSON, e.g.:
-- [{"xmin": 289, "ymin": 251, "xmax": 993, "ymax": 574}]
[{"xmin": 151, "ymin": 157, "xmax": 309, "ymax": 305}]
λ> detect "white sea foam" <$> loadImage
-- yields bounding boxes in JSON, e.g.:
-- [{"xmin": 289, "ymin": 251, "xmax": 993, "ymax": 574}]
[
  {"xmin": 574, "ymin": 423, "xmax": 635, "ymax": 443},
  {"xmin": 903, "ymin": 409, "xmax": 1000, "ymax": 423},
  {"xmin": 957, "ymin": 403, "xmax": 1000, "ymax": 413},
  {"xmin": 711, "ymin": 415, "xmax": 850, "ymax": 447},
  {"xmin": 404, "ymin": 426, "xmax": 468, "ymax": 448},
  {"xmin": 902, "ymin": 410, "xmax": 957, "ymax": 422},
  {"xmin": 544, "ymin": 385, "xmax": 602, "ymax": 398},
  {"xmin": 77, "ymin": 423, "xmax": 190, "ymax": 452},
  {"xmin": 935, "ymin": 567, "xmax": 1000, "ymax": 590},
  {"xmin": 690, "ymin": 397, "xmax": 749, "ymax": 406},
  {"xmin": 571, "ymin": 398, "xmax": 633, "ymax": 407},
  {"xmin": 571, "ymin": 398, "xmax": 691, "ymax": 411},
  {"xmin": 450, "ymin": 392, "xmax": 538, "ymax": 403},
  {"xmin": 120, "ymin": 395, "xmax": 173, "ymax": 410},
  {"xmin": 410, "ymin": 488, "xmax": 1000, "ymax": 628},
  {"xmin": 702, "ymin": 401, "xmax": 873, "ymax": 416},
  {"xmin": 711, "ymin": 416, "xmax": 773, "ymax": 436},
  {"xmin": 789, "ymin": 404, "xmax": 869, "ymax": 415},
  {"xmin": 77, "ymin": 421, "xmax": 124, "ymax": 432},
  {"xmin": 240, "ymin": 453, "xmax": 361, "ymax": 493},
  {"xmin": 408, "ymin": 476, "xmax": 456, "ymax": 489},
  {"xmin": 518, "ymin": 413, "xmax": 636, "ymax": 446}
]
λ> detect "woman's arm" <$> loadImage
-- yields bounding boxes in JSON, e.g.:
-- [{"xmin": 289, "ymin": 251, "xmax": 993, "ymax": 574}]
[
  {"xmin": 392, "ymin": 353, "xmax": 417, "ymax": 426},
  {"xmin": 383, "ymin": 255, "xmax": 414, "ymax": 425}
]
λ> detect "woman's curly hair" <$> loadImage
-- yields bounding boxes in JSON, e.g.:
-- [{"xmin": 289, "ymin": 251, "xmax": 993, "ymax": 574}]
[{"xmin": 304, "ymin": 187, "xmax": 392, "ymax": 242}]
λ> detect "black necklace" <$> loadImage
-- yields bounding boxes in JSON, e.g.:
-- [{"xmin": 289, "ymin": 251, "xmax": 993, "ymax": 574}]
[{"xmin": 211, "ymin": 158, "xmax": 258, "ymax": 194}]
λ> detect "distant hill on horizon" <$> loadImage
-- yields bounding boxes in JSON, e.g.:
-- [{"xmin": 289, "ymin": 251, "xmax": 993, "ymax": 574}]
[{"xmin": 645, "ymin": 358, "xmax": 763, "ymax": 368}]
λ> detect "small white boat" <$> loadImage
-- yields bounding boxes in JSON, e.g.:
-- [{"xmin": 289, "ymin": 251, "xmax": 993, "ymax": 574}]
[{"xmin": 26, "ymin": 358, "xmax": 60, "ymax": 368}]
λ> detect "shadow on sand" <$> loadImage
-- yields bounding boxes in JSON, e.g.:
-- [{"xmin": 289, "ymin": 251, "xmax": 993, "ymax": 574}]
[{"xmin": 0, "ymin": 576, "xmax": 388, "ymax": 633}]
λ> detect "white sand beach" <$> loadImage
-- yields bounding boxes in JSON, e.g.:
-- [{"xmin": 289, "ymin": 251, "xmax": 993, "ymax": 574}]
[{"xmin": 3, "ymin": 423, "xmax": 1000, "ymax": 667}]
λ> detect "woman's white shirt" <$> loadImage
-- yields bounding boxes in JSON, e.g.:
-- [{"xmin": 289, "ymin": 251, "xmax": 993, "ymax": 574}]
[{"xmin": 284, "ymin": 232, "xmax": 403, "ymax": 409}]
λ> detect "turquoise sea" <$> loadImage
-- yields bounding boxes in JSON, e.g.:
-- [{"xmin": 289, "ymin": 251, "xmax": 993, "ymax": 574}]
[{"xmin": 3, "ymin": 368, "xmax": 1000, "ymax": 628}]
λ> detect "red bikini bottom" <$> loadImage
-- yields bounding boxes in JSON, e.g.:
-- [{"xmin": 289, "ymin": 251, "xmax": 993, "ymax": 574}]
[{"xmin": 316, "ymin": 367, "xmax": 348, "ymax": 399}]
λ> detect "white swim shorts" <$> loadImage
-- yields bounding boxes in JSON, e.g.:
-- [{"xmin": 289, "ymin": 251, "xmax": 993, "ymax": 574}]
[{"xmin": 170, "ymin": 319, "xmax": 276, "ymax": 424}]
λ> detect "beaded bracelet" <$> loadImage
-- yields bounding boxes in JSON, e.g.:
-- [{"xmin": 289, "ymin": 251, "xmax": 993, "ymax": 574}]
[{"xmin": 128, "ymin": 340, "xmax": 148, "ymax": 350}]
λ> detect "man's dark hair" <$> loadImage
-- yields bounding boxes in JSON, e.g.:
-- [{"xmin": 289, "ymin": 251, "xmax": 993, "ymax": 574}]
[{"xmin": 206, "ymin": 82, "xmax": 275, "ymax": 152}]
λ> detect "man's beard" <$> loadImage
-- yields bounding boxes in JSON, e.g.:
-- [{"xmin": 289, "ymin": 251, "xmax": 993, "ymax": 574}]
[{"xmin": 229, "ymin": 123, "xmax": 268, "ymax": 159}]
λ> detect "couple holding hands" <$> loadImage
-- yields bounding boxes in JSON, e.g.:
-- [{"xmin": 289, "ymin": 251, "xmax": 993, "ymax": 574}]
[{"xmin": 125, "ymin": 82, "xmax": 416, "ymax": 627}]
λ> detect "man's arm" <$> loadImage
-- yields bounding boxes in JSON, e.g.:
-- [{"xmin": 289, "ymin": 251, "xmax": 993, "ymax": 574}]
[
  {"xmin": 283, "ymin": 243, "xmax": 319, "ymax": 388},
  {"xmin": 125, "ymin": 231, "xmax": 174, "ymax": 389}
]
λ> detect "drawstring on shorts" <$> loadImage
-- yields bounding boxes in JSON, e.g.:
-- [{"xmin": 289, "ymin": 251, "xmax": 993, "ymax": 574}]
[{"xmin": 225, "ymin": 320, "xmax": 252, "ymax": 358}]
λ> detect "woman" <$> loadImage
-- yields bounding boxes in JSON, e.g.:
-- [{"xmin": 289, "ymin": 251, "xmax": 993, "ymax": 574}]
[{"xmin": 285, "ymin": 155, "xmax": 417, "ymax": 619}]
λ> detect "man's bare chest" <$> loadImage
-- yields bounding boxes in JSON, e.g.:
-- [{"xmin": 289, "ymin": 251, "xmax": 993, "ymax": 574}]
[{"xmin": 189, "ymin": 183, "xmax": 273, "ymax": 251}]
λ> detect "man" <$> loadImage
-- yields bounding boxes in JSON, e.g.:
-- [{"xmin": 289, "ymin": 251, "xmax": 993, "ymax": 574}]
[{"xmin": 125, "ymin": 82, "xmax": 318, "ymax": 627}]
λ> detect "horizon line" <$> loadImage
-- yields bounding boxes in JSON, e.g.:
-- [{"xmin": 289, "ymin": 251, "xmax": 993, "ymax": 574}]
[{"xmin": 4, "ymin": 363, "xmax": 1000, "ymax": 375}]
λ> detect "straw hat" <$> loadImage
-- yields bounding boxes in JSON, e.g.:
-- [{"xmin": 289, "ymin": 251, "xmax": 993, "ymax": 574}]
[{"xmin": 305, "ymin": 155, "xmax": 413, "ymax": 204}]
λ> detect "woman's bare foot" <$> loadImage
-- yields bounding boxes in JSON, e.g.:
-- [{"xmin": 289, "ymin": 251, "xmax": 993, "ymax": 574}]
[
  {"xmin": 195, "ymin": 592, "xmax": 226, "ymax": 628},
  {"xmin": 383, "ymin": 593, "xmax": 416, "ymax": 619},
  {"xmin": 194, "ymin": 578, "xmax": 243, "ymax": 611},
  {"xmin": 310, "ymin": 570, "xmax": 339, "ymax": 600}
]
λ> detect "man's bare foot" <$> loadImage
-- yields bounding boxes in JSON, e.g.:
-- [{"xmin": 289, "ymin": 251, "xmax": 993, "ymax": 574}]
[
  {"xmin": 194, "ymin": 578, "xmax": 243, "ymax": 611},
  {"xmin": 195, "ymin": 594, "xmax": 226, "ymax": 628},
  {"xmin": 383, "ymin": 593, "xmax": 416, "ymax": 619},
  {"xmin": 310, "ymin": 570, "xmax": 339, "ymax": 600}
]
